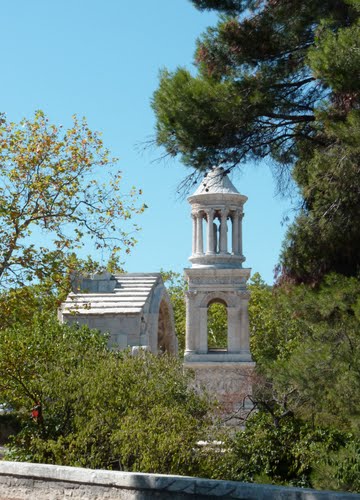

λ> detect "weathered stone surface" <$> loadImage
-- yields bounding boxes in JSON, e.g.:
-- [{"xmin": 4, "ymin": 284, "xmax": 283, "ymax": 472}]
[
  {"xmin": 184, "ymin": 167, "xmax": 253, "ymax": 417},
  {"xmin": 58, "ymin": 273, "xmax": 178, "ymax": 355},
  {"xmin": 185, "ymin": 362, "xmax": 255, "ymax": 417},
  {"xmin": 0, "ymin": 462, "xmax": 359, "ymax": 499},
  {"xmin": 188, "ymin": 167, "xmax": 247, "ymax": 269}
]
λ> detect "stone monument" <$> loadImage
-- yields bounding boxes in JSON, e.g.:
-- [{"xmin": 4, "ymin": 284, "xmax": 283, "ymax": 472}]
[
  {"xmin": 184, "ymin": 166, "xmax": 255, "ymax": 416},
  {"xmin": 59, "ymin": 273, "xmax": 177, "ymax": 355}
]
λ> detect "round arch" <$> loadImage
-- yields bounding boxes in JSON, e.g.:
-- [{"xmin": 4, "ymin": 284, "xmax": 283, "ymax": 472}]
[
  {"xmin": 200, "ymin": 290, "xmax": 238, "ymax": 309},
  {"xmin": 147, "ymin": 282, "xmax": 177, "ymax": 355},
  {"xmin": 207, "ymin": 300, "xmax": 228, "ymax": 351}
]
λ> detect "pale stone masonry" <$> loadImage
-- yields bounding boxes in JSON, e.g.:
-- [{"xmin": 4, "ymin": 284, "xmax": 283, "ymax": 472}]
[
  {"xmin": 58, "ymin": 273, "xmax": 177, "ymax": 355},
  {"xmin": 189, "ymin": 166, "xmax": 247, "ymax": 269},
  {"xmin": 184, "ymin": 166, "xmax": 255, "ymax": 415},
  {"xmin": 0, "ymin": 462, "xmax": 358, "ymax": 500}
]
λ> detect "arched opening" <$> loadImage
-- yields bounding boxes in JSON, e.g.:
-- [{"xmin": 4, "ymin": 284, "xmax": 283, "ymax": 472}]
[
  {"xmin": 207, "ymin": 299, "xmax": 228, "ymax": 351},
  {"xmin": 157, "ymin": 299, "xmax": 173, "ymax": 354}
]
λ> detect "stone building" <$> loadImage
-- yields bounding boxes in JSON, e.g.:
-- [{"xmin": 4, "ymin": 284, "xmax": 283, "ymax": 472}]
[
  {"xmin": 58, "ymin": 273, "xmax": 177, "ymax": 355},
  {"xmin": 184, "ymin": 166, "xmax": 255, "ymax": 415}
]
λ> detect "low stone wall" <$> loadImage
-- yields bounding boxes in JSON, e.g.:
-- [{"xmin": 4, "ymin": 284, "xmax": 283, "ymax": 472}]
[{"xmin": 0, "ymin": 462, "xmax": 359, "ymax": 499}]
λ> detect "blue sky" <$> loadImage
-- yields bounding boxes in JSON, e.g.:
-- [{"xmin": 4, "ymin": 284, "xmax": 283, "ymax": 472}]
[{"xmin": 2, "ymin": 0, "xmax": 296, "ymax": 283}]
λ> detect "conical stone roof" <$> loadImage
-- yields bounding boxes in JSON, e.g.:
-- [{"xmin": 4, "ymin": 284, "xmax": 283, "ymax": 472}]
[{"xmin": 192, "ymin": 166, "xmax": 240, "ymax": 195}]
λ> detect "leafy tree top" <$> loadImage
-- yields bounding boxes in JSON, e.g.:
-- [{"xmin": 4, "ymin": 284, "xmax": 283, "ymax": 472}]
[{"xmin": 0, "ymin": 111, "xmax": 146, "ymax": 288}]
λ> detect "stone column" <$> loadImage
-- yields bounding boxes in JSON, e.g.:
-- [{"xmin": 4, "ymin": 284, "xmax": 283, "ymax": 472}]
[
  {"xmin": 199, "ymin": 306, "xmax": 208, "ymax": 354},
  {"xmin": 196, "ymin": 212, "xmax": 204, "ymax": 255},
  {"xmin": 191, "ymin": 212, "xmax": 197, "ymax": 256},
  {"xmin": 239, "ymin": 213, "xmax": 244, "ymax": 257},
  {"xmin": 239, "ymin": 296, "xmax": 251, "ymax": 354},
  {"xmin": 206, "ymin": 209, "xmax": 215, "ymax": 254},
  {"xmin": 219, "ymin": 210, "xmax": 229, "ymax": 254},
  {"xmin": 232, "ymin": 210, "xmax": 240, "ymax": 255},
  {"xmin": 185, "ymin": 291, "xmax": 197, "ymax": 354}
]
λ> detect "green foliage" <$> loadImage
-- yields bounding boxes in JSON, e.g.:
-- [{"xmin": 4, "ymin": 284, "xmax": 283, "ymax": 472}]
[
  {"xmin": 244, "ymin": 272, "xmax": 360, "ymax": 491},
  {"xmin": 153, "ymin": 0, "xmax": 358, "ymax": 171},
  {"xmin": 153, "ymin": 68, "xmax": 250, "ymax": 170},
  {"xmin": 217, "ymin": 411, "xmax": 347, "ymax": 487},
  {"xmin": 191, "ymin": 0, "xmax": 245, "ymax": 15},
  {"xmin": 278, "ymin": 6, "xmax": 360, "ymax": 282},
  {"xmin": 3, "ymin": 271, "xmax": 360, "ymax": 491},
  {"xmin": 0, "ymin": 413, "xmax": 21, "ymax": 446},
  {"xmin": 308, "ymin": 19, "xmax": 360, "ymax": 94},
  {"xmin": 153, "ymin": 0, "xmax": 360, "ymax": 283},
  {"xmin": 272, "ymin": 274, "xmax": 360, "ymax": 431},
  {"xmin": 0, "ymin": 315, "xmax": 213, "ymax": 475},
  {"xmin": 250, "ymin": 273, "xmax": 360, "ymax": 426},
  {"xmin": 0, "ymin": 314, "xmax": 108, "ymax": 414},
  {"xmin": 280, "ymin": 109, "xmax": 360, "ymax": 282},
  {"xmin": 248, "ymin": 273, "xmax": 303, "ymax": 367},
  {"xmin": 0, "ymin": 284, "xmax": 60, "ymax": 330},
  {"xmin": 207, "ymin": 302, "xmax": 227, "ymax": 349},
  {"xmin": 312, "ymin": 439, "xmax": 360, "ymax": 493},
  {"xmin": 0, "ymin": 111, "xmax": 146, "ymax": 288},
  {"xmin": 0, "ymin": 253, "xmax": 125, "ymax": 329},
  {"xmin": 161, "ymin": 270, "xmax": 187, "ymax": 355}
]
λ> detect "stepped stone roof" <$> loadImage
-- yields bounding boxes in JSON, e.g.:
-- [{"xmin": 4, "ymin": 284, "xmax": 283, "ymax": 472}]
[
  {"xmin": 60, "ymin": 273, "xmax": 161, "ymax": 316},
  {"xmin": 192, "ymin": 166, "xmax": 240, "ymax": 196}
]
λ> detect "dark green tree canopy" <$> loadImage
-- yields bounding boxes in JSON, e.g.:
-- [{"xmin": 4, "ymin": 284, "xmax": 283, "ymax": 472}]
[
  {"xmin": 153, "ymin": 0, "xmax": 358, "ymax": 174},
  {"xmin": 191, "ymin": 0, "xmax": 245, "ymax": 14},
  {"xmin": 153, "ymin": 0, "xmax": 360, "ymax": 282}
]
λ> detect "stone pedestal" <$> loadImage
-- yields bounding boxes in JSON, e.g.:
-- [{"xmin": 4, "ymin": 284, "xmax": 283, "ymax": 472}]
[
  {"xmin": 185, "ymin": 361, "xmax": 255, "ymax": 420},
  {"xmin": 184, "ymin": 265, "xmax": 255, "ymax": 420}
]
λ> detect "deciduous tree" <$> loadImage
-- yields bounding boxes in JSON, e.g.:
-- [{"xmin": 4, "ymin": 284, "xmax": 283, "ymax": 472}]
[
  {"xmin": 1, "ymin": 315, "xmax": 213, "ymax": 475},
  {"xmin": 0, "ymin": 111, "xmax": 146, "ymax": 288}
]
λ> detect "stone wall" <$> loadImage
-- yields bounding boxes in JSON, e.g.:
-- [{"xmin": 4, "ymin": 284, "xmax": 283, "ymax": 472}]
[
  {"xmin": 185, "ymin": 362, "xmax": 254, "ymax": 418},
  {"xmin": 0, "ymin": 462, "xmax": 359, "ymax": 500}
]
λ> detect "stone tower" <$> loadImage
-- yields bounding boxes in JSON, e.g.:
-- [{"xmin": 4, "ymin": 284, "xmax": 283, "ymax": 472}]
[{"xmin": 184, "ymin": 166, "xmax": 254, "ymax": 415}]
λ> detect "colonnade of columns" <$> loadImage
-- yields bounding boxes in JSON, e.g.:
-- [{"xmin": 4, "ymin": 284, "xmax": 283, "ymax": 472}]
[{"xmin": 191, "ymin": 208, "xmax": 243, "ymax": 256}]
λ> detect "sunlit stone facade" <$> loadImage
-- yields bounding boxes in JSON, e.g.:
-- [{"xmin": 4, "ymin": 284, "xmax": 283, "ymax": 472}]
[{"xmin": 184, "ymin": 166, "xmax": 255, "ymax": 416}]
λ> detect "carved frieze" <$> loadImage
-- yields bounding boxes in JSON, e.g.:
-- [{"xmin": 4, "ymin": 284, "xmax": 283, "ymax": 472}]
[
  {"xmin": 189, "ymin": 277, "xmax": 247, "ymax": 285},
  {"xmin": 192, "ymin": 365, "xmax": 254, "ymax": 396}
]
